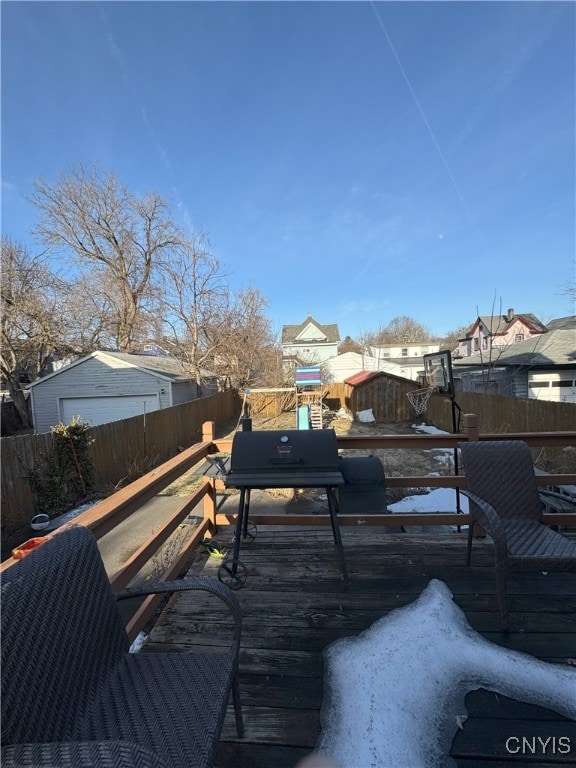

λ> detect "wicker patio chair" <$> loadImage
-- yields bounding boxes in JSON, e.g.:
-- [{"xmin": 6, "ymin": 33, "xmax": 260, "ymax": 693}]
[
  {"xmin": 1, "ymin": 525, "xmax": 244, "ymax": 768},
  {"xmin": 460, "ymin": 440, "xmax": 576, "ymax": 630}
]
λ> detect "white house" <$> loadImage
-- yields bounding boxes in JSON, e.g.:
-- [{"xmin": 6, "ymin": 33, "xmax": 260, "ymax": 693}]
[
  {"xmin": 322, "ymin": 352, "xmax": 402, "ymax": 383},
  {"xmin": 28, "ymin": 351, "xmax": 219, "ymax": 434},
  {"xmin": 282, "ymin": 315, "xmax": 340, "ymax": 368},
  {"xmin": 368, "ymin": 343, "xmax": 441, "ymax": 382}
]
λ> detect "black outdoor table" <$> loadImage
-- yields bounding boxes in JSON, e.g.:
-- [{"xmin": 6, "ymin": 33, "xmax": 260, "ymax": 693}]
[{"xmin": 218, "ymin": 428, "xmax": 348, "ymax": 588}]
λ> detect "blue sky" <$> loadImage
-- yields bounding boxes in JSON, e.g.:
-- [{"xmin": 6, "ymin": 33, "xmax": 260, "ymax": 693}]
[{"xmin": 2, "ymin": 1, "xmax": 575, "ymax": 341}]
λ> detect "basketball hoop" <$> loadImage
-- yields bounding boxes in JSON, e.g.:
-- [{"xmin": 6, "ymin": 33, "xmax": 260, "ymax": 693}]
[{"xmin": 406, "ymin": 386, "xmax": 435, "ymax": 416}]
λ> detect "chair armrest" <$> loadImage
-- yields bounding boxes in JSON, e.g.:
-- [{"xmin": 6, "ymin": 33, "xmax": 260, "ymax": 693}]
[
  {"xmin": 2, "ymin": 740, "xmax": 168, "ymax": 768},
  {"xmin": 114, "ymin": 576, "xmax": 242, "ymax": 644},
  {"xmin": 460, "ymin": 490, "xmax": 506, "ymax": 541}
]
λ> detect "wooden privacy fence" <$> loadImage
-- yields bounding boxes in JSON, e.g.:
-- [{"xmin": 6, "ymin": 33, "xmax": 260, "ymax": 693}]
[
  {"xmin": 1, "ymin": 390, "xmax": 239, "ymax": 536},
  {"xmin": 325, "ymin": 375, "xmax": 423, "ymax": 422},
  {"xmin": 245, "ymin": 376, "xmax": 418, "ymax": 422},
  {"xmin": 239, "ymin": 378, "xmax": 575, "ymax": 433},
  {"xmin": 426, "ymin": 391, "xmax": 576, "ymax": 434},
  {"xmin": 242, "ymin": 388, "xmax": 297, "ymax": 418}
]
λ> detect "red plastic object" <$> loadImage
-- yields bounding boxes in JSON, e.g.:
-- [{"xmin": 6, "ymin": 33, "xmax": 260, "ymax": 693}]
[{"xmin": 12, "ymin": 537, "xmax": 47, "ymax": 559}]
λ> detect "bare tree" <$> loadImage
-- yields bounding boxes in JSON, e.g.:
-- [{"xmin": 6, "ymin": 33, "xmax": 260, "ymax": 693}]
[
  {"xmin": 361, "ymin": 316, "xmax": 434, "ymax": 347},
  {"xmin": 155, "ymin": 234, "xmax": 232, "ymax": 395},
  {"xmin": 338, "ymin": 335, "xmax": 363, "ymax": 355},
  {"xmin": 440, "ymin": 323, "xmax": 473, "ymax": 354},
  {"xmin": 214, "ymin": 286, "xmax": 280, "ymax": 389},
  {"xmin": 30, "ymin": 165, "xmax": 181, "ymax": 351},
  {"xmin": 560, "ymin": 271, "xmax": 576, "ymax": 308},
  {"xmin": 0, "ymin": 239, "xmax": 69, "ymax": 426}
]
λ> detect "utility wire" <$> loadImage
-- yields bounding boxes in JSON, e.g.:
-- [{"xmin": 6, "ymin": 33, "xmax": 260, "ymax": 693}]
[{"xmin": 370, "ymin": 2, "xmax": 484, "ymax": 244}]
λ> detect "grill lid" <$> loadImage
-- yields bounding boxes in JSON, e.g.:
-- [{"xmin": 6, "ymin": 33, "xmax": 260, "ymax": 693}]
[{"xmin": 227, "ymin": 429, "xmax": 344, "ymax": 488}]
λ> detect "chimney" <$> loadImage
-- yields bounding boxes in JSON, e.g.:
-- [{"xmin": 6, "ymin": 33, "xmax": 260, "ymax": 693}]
[{"xmin": 507, "ymin": 308, "xmax": 514, "ymax": 322}]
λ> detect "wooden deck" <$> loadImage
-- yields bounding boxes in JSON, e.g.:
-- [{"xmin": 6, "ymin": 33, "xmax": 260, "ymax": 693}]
[{"xmin": 144, "ymin": 524, "xmax": 576, "ymax": 768}]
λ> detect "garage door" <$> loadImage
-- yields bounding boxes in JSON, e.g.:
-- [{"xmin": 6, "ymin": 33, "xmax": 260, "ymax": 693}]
[
  {"xmin": 528, "ymin": 372, "xmax": 576, "ymax": 403},
  {"xmin": 60, "ymin": 394, "xmax": 160, "ymax": 427}
]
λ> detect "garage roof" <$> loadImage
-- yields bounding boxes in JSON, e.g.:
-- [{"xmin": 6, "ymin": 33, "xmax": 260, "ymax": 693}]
[{"xmin": 29, "ymin": 350, "xmax": 216, "ymax": 387}]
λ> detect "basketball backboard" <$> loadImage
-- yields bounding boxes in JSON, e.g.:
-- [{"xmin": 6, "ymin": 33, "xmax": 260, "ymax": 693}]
[{"xmin": 423, "ymin": 350, "xmax": 454, "ymax": 396}]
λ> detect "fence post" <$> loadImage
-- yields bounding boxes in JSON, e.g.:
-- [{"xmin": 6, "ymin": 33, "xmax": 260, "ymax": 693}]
[
  {"xmin": 202, "ymin": 421, "xmax": 215, "ymax": 443},
  {"xmin": 461, "ymin": 413, "xmax": 479, "ymax": 441}
]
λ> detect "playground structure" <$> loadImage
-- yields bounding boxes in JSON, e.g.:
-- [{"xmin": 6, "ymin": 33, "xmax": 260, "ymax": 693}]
[
  {"xmin": 295, "ymin": 366, "xmax": 326, "ymax": 430},
  {"xmin": 238, "ymin": 367, "xmax": 327, "ymax": 430}
]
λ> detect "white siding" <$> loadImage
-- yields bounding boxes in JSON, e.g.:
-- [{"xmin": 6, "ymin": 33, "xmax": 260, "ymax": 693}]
[{"xmin": 323, "ymin": 353, "xmax": 402, "ymax": 382}]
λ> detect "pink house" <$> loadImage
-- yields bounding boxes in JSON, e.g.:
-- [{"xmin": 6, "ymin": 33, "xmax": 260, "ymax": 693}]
[{"xmin": 456, "ymin": 308, "xmax": 548, "ymax": 358}]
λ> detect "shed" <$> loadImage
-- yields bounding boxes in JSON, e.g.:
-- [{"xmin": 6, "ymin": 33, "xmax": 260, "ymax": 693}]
[
  {"xmin": 341, "ymin": 371, "xmax": 417, "ymax": 422},
  {"xmin": 28, "ymin": 351, "xmax": 220, "ymax": 434}
]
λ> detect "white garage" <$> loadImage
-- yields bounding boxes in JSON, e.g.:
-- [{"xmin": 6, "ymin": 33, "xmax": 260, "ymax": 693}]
[
  {"xmin": 28, "ymin": 350, "xmax": 218, "ymax": 434},
  {"xmin": 60, "ymin": 394, "xmax": 160, "ymax": 427}
]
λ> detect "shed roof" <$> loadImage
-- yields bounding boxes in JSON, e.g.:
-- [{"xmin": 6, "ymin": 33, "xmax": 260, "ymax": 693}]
[
  {"xmin": 344, "ymin": 371, "xmax": 387, "ymax": 386},
  {"xmin": 344, "ymin": 370, "xmax": 416, "ymax": 387}
]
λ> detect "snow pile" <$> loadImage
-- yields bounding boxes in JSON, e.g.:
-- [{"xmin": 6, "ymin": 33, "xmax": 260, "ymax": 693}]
[{"xmin": 318, "ymin": 580, "xmax": 576, "ymax": 768}]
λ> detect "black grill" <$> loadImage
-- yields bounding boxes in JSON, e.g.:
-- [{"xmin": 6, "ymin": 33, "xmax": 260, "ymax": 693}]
[
  {"xmin": 218, "ymin": 428, "xmax": 348, "ymax": 589},
  {"xmin": 227, "ymin": 429, "xmax": 344, "ymax": 489}
]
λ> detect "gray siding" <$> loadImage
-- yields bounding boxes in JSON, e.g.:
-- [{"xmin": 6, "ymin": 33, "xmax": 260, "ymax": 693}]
[
  {"xmin": 31, "ymin": 356, "xmax": 173, "ymax": 434},
  {"xmin": 171, "ymin": 380, "xmax": 200, "ymax": 405},
  {"xmin": 511, "ymin": 371, "xmax": 529, "ymax": 399}
]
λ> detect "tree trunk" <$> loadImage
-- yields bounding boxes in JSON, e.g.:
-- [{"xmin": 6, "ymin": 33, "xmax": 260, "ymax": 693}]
[{"xmin": 6, "ymin": 383, "xmax": 33, "ymax": 429}]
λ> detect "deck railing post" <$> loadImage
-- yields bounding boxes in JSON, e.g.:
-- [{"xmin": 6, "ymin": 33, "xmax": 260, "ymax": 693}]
[
  {"xmin": 203, "ymin": 478, "xmax": 217, "ymax": 532},
  {"xmin": 462, "ymin": 413, "xmax": 479, "ymax": 441},
  {"xmin": 202, "ymin": 421, "xmax": 215, "ymax": 443},
  {"xmin": 201, "ymin": 421, "xmax": 217, "ymax": 532}
]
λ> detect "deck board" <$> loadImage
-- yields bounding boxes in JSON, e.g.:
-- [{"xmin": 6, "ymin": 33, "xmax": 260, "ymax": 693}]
[{"xmin": 144, "ymin": 526, "xmax": 576, "ymax": 767}]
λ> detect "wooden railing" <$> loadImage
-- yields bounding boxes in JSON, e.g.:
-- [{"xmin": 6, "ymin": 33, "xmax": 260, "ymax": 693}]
[{"xmin": 2, "ymin": 415, "xmax": 575, "ymax": 641}]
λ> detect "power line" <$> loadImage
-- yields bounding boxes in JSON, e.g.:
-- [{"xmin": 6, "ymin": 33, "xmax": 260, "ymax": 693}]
[{"xmin": 370, "ymin": 2, "xmax": 484, "ymax": 244}]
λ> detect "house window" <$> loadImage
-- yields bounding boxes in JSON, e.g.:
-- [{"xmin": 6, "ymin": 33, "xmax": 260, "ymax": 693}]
[
  {"xmin": 473, "ymin": 339, "xmax": 479, "ymax": 351},
  {"xmin": 381, "ymin": 351, "xmax": 390, "ymax": 357},
  {"xmin": 401, "ymin": 348, "xmax": 408, "ymax": 357},
  {"xmin": 515, "ymin": 334, "xmax": 524, "ymax": 342},
  {"xmin": 482, "ymin": 336, "xmax": 489, "ymax": 350}
]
